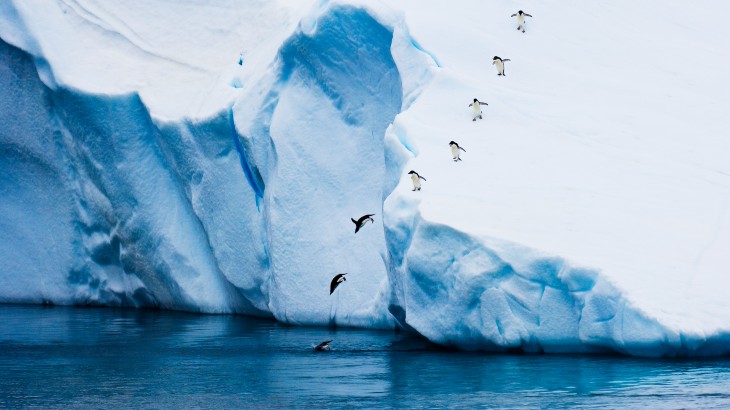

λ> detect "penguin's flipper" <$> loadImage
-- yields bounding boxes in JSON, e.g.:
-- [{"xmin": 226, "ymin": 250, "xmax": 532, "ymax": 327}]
[
  {"xmin": 503, "ymin": 59, "xmax": 511, "ymax": 62},
  {"xmin": 460, "ymin": 147, "xmax": 466, "ymax": 152},
  {"xmin": 420, "ymin": 176, "xmax": 427, "ymax": 181},
  {"xmin": 511, "ymin": 13, "xmax": 517, "ymax": 17},
  {"xmin": 525, "ymin": 13, "xmax": 532, "ymax": 17}
]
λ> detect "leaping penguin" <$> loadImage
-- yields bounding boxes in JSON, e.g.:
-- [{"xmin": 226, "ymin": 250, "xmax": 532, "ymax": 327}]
[
  {"xmin": 351, "ymin": 214, "xmax": 375, "ymax": 233},
  {"xmin": 493, "ymin": 56, "xmax": 511, "ymax": 76},
  {"xmin": 408, "ymin": 170, "xmax": 426, "ymax": 191},
  {"xmin": 511, "ymin": 10, "xmax": 533, "ymax": 33},
  {"xmin": 314, "ymin": 340, "xmax": 333, "ymax": 351},
  {"xmin": 449, "ymin": 141, "xmax": 466, "ymax": 162},
  {"xmin": 469, "ymin": 98, "xmax": 488, "ymax": 121},
  {"xmin": 330, "ymin": 273, "xmax": 347, "ymax": 295}
]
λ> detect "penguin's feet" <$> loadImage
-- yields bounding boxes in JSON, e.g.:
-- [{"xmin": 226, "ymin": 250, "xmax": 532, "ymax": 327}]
[
  {"xmin": 522, "ymin": 30, "xmax": 525, "ymax": 33},
  {"xmin": 472, "ymin": 118, "xmax": 476, "ymax": 121},
  {"xmin": 412, "ymin": 188, "xmax": 416, "ymax": 191},
  {"xmin": 479, "ymin": 115, "xmax": 483, "ymax": 119},
  {"xmin": 498, "ymin": 73, "xmax": 502, "ymax": 76}
]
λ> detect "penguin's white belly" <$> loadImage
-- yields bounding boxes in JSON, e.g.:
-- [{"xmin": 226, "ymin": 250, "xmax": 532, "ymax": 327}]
[
  {"xmin": 410, "ymin": 174, "xmax": 421, "ymax": 188},
  {"xmin": 471, "ymin": 104, "xmax": 482, "ymax": 117},
  {"xmin": 451, "ymin": 145, "xmax": 459, "ymax": 158},
  {"xmin": 495, "ymin": 60, "xmax": 504, "ymax": 72},
  {"xmin": 518, "ymin": 15, "xmax": 525, "ymax": 25}
]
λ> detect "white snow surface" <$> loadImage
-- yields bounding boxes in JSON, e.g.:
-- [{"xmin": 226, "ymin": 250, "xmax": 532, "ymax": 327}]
[{"xmin": 2, "ymin": 0, "xmax": 730, "ymax": 356}]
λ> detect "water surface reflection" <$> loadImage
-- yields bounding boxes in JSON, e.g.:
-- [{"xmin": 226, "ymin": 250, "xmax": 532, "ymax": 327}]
[{"xmin": 1, "ymin": 305, "xmax": 729, "ymax": 409}]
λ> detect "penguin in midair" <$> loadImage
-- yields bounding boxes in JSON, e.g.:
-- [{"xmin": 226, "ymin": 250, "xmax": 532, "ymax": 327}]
[
  {"xmin": 493, "ymin": 56, "xmax": 511, "ymax": 76},
  {"xmin": 511, "ymin": 10, "xmax": 533, "ymax": 33},
  {"xmin": 449, "ymin": 141, "xmax": 466, "ymax": 162},
  {"xmin": 351, "ymin": 214, "xmax": 375, "ymax": 234},
  {"xmin": 314, "ymin": 339, "xmax": 333, "ymax": 351},
  {"xmin": 468, "ymin": 98, "xmax": 488, "ymax": 121},
  {"xmin": 408, "ymin": 170, "xmax": 426, "ymax": 191},
  {"xmin": 330, "ymin": 273, "xmax": 347, "ymax": 295}
]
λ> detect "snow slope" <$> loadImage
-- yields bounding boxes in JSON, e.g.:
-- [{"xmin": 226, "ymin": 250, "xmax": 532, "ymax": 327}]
[{"xmin": 2, "ymin": 0, "xmax": 730, "ymax": 356}]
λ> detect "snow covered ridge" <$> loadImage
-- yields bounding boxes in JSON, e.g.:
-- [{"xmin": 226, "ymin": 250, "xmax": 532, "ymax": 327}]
[
  {"xmin": 385, "ymin": 197, "xmax": 730, "ymax": 356},
  {"xmin": 3, "ymin": 1, "xmax": 730, "ymax": 356}
]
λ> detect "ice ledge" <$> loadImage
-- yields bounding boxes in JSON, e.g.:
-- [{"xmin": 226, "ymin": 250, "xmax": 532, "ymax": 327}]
[{"xmin": 383, "ymin": 195, "xmax": 730, "ymax": 357}]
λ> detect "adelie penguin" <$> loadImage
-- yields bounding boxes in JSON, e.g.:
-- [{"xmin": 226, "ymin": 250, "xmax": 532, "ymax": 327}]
[
  {"xmin": 493, "ymin": 56, "xmax": 511, "ymax": 76},
  {"xmin": 408, "ymin": 170, "xmax": 426, "ymax": 191},
  {"xmin": 449, "ymin": 141, "xmax": 466, "ymax": 162},
  {"xmin": 469, "ymin": 98, "xmax": 488, "ymax": 121},
  {"xmin": 351, "ymin": 214, "xmax": 375, "ymax": 233},
  {"xmin": 511, "ymin": 10, "xmax": 533, "ymax": 33},
  {"xmin": 330, "ymin": 273, "xmax": 347, "ymax": 295},
  {"xmin": 314, "ymin": 340, "xmax": 333, "ymax": 351}
]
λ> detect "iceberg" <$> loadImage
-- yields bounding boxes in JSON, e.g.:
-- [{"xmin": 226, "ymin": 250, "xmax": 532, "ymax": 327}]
[{"xmin": 2, "ymin": 0, "xmax": 730, "ymax": 356}]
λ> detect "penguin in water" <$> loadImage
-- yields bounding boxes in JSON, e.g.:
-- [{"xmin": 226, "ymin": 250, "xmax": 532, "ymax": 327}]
[
  {"xmin": 449, "ymin": 141, "xmax": 466, "ymax": 162},
  {"xmin": 330, "ymin": 273, "xmax": 347, "ymax": 295},
  {"xmin": 493, "ymin": 56, "xmax": 511, "ymax": 76},
  {"xmin": 511, "ymin": 10, "xmax": 533, "ymax": 33},
  {"xmin": 469, "ymin": 98, "xmax": 488, "ymax": 121},
  {"xmin": 314, "ymin": 340, "xmax": 333, "ymax": 351},
  {"xmin": 408, "ymin": 170, "xmax": 426, "ymax": 191},
  {"xmin": 351, "ymin": 214, "xmax": 375, "ymax": 234}
]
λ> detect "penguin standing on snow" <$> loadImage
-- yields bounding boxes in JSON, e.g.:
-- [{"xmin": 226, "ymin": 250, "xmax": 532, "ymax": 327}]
[
  {"xmin": 449, "ymin": 141, "xmax": 466, "ymax": 162},
  {"xmin": 511, "ymin": 10, "xmax": 533, "ymax": 33},
  {"xmin": 469, "ymin": 98, "xmax": 488, "ymax": 121},
  {"xmin": 330, "ymin": 273, "xmax": 347, "ymax": 295},
  {"xmin": 408, "ymin": 170, "xmax": 426, "ymax": 191},
  {"xmin": 351, "ymin": 214, "xmax": 375, "ymax": 233},
  {"xmin": 493, "ymin": 56, "xmax": 511, "ymax": 76}
]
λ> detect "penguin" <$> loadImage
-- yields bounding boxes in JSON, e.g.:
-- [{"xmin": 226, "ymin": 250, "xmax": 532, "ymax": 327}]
[
  {"xmin": 493, "ymin": 56, "xmax": 511, "ymax": 76},
  {"xmin": 468, "ymin": 98, "xmax": 488, "ymax": 121},
  {"xmin": 408, "ymin": 170, "xmax": 426, "ymax": 191},
  {"xmin": 449, "ymin": 141, "xmax": 466, "ymax": 162},
  {"xmin": 510, "ymin": 10, "xmax": 533, "ymax": 33},
  {"xmin": 330, "ymin": 273, "xmax": 347, "ymax": 295},
  {"xmin": 351, "ymin": 214, "xmax": 375, "ymax": 233},
  {"xmin": 314, "ymin": 340, "xmax": 333, "ymax": 351}
]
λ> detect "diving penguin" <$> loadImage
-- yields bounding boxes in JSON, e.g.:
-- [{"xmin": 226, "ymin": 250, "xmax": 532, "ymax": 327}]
[
  {"xmin": 314, "ymin": 340, "xmax": 333, "ymax": 351},
  {"xmin": 330, "ymin": 273, "xmax": 347, "ymax": 295},
  {"xmin": 408, "ymin": 170, "xmax": 426, "ymax": 191},
  {"xmin": 511, "ymin": 10, "xmax": 533, "ymax": 33},
  {"xmin": 469, "ymin": 98, "xmax": 488, "ymax": 121},
  {"xmin": 449, "ymin": 141, "xmax": 466, "ymax": 162},
  {"xmin": 351, "ymin": 214, "xmax": 375, "ymax": 234},
  {"xmin": 493, "ymin": 56, "xmax": 511, "ymax": 76}
]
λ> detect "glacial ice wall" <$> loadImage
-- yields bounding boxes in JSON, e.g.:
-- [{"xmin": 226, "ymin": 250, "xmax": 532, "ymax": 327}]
[
  {"xmin": 384, "ymin": 198, "xmax": 695, "ymax": 356},
  {"xmin": 2, "ymin": 2, "xmax": 730, "ymax": 357},
  {"xmin": 0, "ymin": 5, "xmax": 405, "ymax": 326}
]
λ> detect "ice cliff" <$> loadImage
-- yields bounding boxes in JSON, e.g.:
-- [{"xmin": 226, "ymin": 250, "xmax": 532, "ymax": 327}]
[{"xmin": 2, "ymin": 0, "xmax": 730, "ymax": 356}]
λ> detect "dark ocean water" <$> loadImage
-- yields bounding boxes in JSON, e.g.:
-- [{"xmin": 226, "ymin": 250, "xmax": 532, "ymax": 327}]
[{"xmin": 1, "ymin": 305, "xmax": 730, "ymax": 409}]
